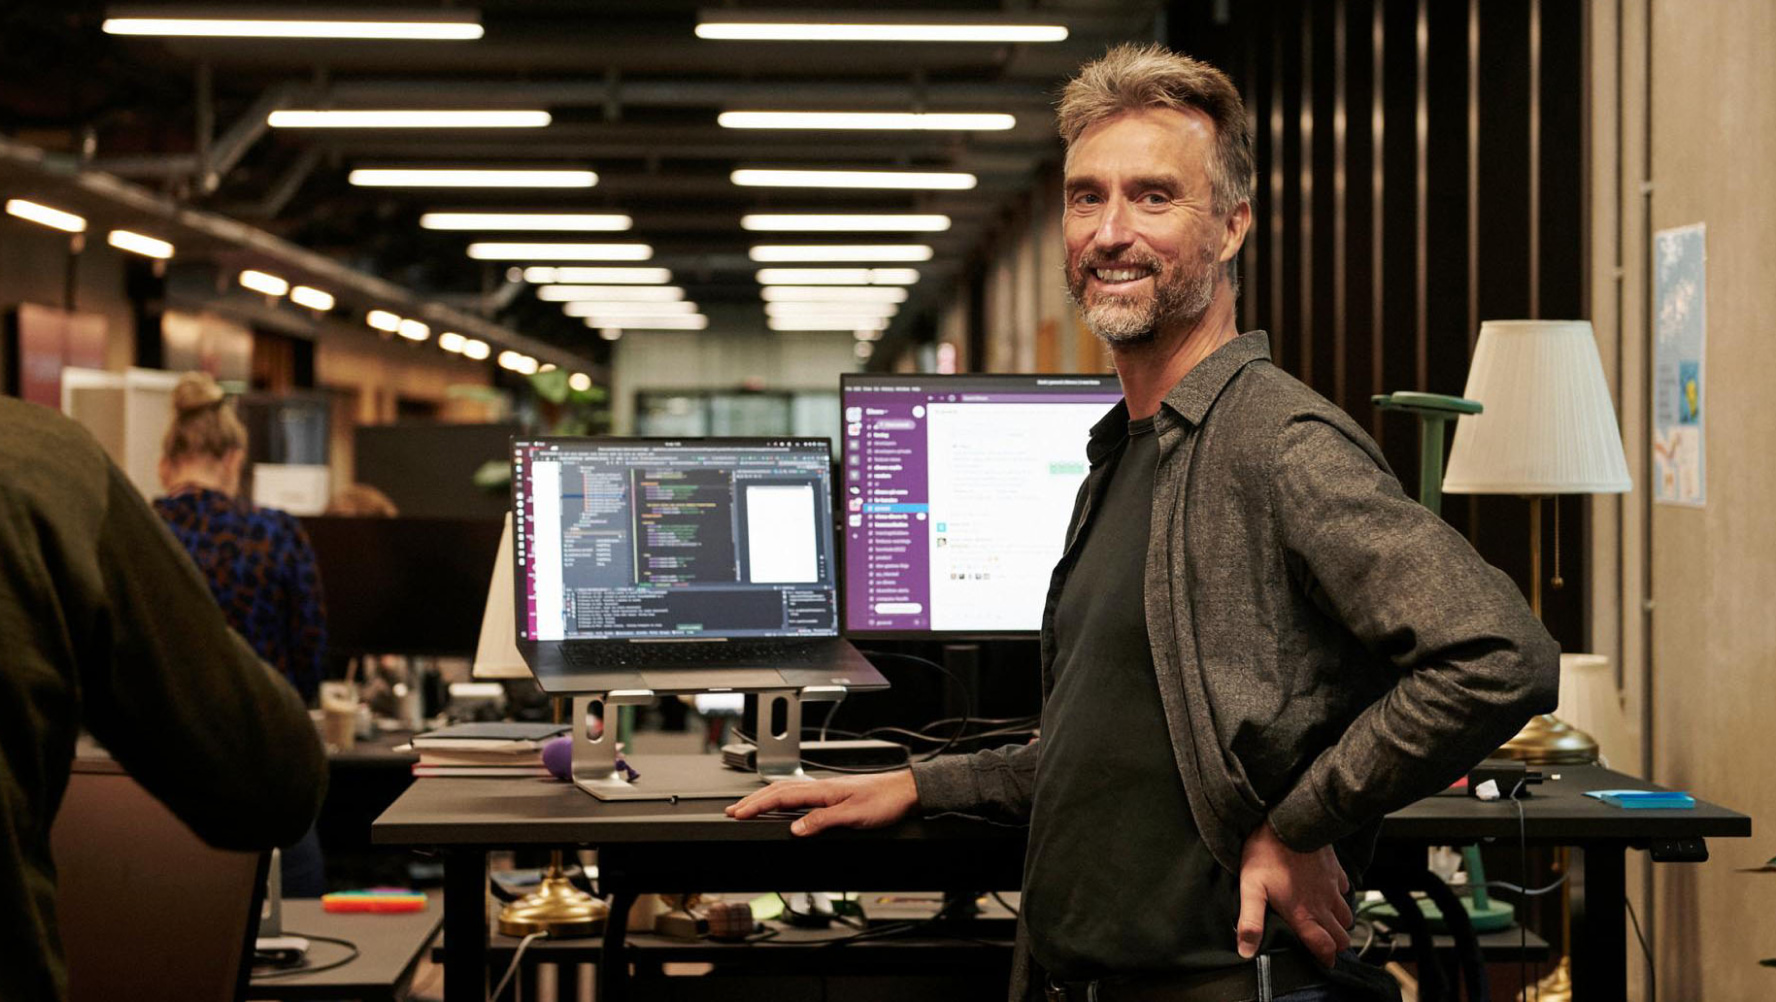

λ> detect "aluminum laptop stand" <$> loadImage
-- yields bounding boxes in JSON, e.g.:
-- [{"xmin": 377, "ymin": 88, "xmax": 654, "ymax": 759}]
[{"xmin": 570, "ymin": 685, "xmax": 848, "ymax": 801}]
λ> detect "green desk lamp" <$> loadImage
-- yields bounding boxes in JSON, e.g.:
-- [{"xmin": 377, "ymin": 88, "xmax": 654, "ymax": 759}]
[{"xmin": 1368, "ymin": 390, "xmax": 1515, "ymax": 935}]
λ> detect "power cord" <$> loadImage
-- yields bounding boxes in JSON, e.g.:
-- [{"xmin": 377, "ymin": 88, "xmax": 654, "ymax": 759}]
[
  {"xmin": 855, "ymin": 650, "xmax": 975, "ymax": 764},
  {"xmin": 1508, "ymin": 777, "xmax": 1538, "ymax": 1002},
  {"xmin": 489, "ymin": 931, "xmax": 545, "ymax": 1002},
  {"xmin": 252, "ymin": 932, "xmax": 360, "ymax": 979}
]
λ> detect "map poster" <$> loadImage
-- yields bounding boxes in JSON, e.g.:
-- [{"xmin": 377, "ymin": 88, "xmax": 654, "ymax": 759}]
[{"xmin": 1652, "ymin": 222, "xmax": 1706, "ymax": 506}]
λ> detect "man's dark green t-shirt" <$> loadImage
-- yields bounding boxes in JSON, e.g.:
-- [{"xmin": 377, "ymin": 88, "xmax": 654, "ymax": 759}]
[{"xmin": 1022, "ymin": 415, "xmax": 1293, "ymax": 980}]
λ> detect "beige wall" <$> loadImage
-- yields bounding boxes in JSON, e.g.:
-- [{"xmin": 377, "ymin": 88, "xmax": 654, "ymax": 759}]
[{"xmin": 1589, "ymin": 2, "xmax": 1776, "ymax": 999}]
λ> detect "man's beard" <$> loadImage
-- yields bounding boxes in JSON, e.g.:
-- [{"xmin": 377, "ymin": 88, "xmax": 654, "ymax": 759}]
[{"xmin": 1066, "ymin": 240, "xmax": 1219, "ymax": 346}]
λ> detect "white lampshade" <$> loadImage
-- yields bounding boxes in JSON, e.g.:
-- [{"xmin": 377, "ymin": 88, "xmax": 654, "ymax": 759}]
[{"xmin": 1443, "ymin": 320, "xmax": 1632, "ymax": 495}]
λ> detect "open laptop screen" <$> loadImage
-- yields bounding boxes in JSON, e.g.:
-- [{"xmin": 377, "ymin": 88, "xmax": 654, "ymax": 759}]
[{"xmin": 512, "ymin": 437, "xmax": 838, "ymax": 641}]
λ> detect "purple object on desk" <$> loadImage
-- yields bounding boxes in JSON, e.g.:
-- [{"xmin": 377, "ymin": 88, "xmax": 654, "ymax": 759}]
[{"xmin": 541, "ymin": 736, "xmax": 639, "ymax": 782}]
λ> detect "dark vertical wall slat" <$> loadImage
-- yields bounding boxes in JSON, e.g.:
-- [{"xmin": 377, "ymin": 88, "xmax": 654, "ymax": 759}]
[
  {"xmin": 1413, "ymin": 0, "xmax": 1430, "ymax": 394},
  {"xmin": 1310, "ymin": 0, "xmax": 1341, "ymax": 403},
  {"xmin": 1369, "ymin": 0, "xmax": 1387, "ymax": 444}
]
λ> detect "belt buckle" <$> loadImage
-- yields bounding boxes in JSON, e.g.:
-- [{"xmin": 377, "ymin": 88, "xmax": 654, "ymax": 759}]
[{"xmin": 1043, "ymin": 975, "xmax": 1070, "ymax": 1002}]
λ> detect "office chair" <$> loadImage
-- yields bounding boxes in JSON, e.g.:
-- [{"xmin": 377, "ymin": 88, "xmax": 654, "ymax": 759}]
[{"xmin": 51, "ymin": 757, "xmax": 268, "ymax": 1002}]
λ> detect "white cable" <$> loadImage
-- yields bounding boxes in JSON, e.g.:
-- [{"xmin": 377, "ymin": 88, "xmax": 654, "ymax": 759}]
[{"xmin": 491, "ymin": 931, "xmax": 545, "ymax": 1002}]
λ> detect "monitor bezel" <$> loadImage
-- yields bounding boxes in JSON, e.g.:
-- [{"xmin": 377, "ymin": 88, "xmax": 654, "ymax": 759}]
[
  {"xmin": 510, "ymin": 434, "xmax": 838, "ymax": 643},
  {"xmin": 837, "ymin": 372, "xmax": 1121, "ymax": 643}
]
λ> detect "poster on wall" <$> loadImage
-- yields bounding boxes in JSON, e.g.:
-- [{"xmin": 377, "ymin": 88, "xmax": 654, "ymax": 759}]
[{"xmin": 1652, "ymin": 222, "xmax": 1706, "ymax": 507}]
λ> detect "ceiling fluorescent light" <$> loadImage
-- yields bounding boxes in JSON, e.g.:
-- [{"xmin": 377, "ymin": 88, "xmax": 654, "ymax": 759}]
[
  {"xmin": 731, "ymin": 168, "xmax": 976, "ymax": 190},
  {"xmin": 290, "ymin": 285, "xmax": 335, "ymax": 311},
  {"xmin": 582, "ymin": 315, "xmax": 710, "ymax": 331},
  {"xmin": 538, "ymin": 285, "xmax": 685, "ymax": 302},
  {"xmin": 420, "ymin": 212, "xmax": 631, "ymax": 231},
  {"xmin": 106, "ymin": 229, "xmax": 174, "ymax": 258},
  {"xmin": 269, "ymin": 110, "xmax": 551, "ymax": 129},
  {"xmin": 695, "ymin": 20, "xmax": 1066, "ymax": 44},
  {"xmin": 438, "ymin": 331, "xmax": 467, "ymax": 353},
  {"xmin": 366, "ymin": 309, "xmax": 402, "ymax": 332},
  {"xmin": 462, "ymin": 338, "xmax": 491, "ymax": 360},
  {"xmin": 761, "ymin": 286, "xmax": 907, "ymax": 303},
  {"xmin": 102, "ymin": 13, "xmax": 483, "ymax": 40},
  {"xmin": 468, "ymin": 242, "xmax": 652, "ymax": 261},
  {"xmin": 768, "ymin": 316, "xmax": 889, "ymax": 332},
  {"xmin": 562, "ymin": 300, "xmax": 699, "ymax": 318},
  {"xmin": 750, "ymin": 245, "xmax": 932, "ymax": 263},
  {"xmin": 5, "ymin": 198, "xmax": 86, "ymax": 233},
  {"xmin": 766, "ymin": 301, "xmax": 898, "ymax": 318},
  {"xmin": 755, "ymin": 267, "xmax": 920, "ymax": 285},
  {"xmin": 349, "ymin": 169, "xmax": 597, "ymax": 188},
  {"xmin": 239, "ymin": 269, "xmax": 289, "ymax": 296},
  {"xmin": 397, "ymin": 319, "xmax": 431, "ymax": 341},
  {"xmin": 719, "ymin": 111, "xmax": 1014, "ymax": 131},
  {"xmin": 521, "ymin": 266, "xmax": 670, "ymax": 284},
  {"xmin": 742, "ymin": 214, "xmax": 950, "ymax": 232}
]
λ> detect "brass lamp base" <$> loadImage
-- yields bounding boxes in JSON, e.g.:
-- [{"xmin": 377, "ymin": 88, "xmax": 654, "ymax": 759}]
[
  {"xmin": 1496, "ymin": 713, "xmax": 1599, "ymax": 767},
  {"xmin": 497, "ymin": 868, "xmax": 608, "ymax": 939},
  {"xmin": 1519, "ymin": 955, "xmax": 1573, "ymax": 1002}
]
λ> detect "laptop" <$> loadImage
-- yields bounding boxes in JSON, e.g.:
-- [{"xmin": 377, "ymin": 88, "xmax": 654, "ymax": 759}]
[{"xmin": 511, "ymin": 436, "xmax": 888, "ymax": 695}]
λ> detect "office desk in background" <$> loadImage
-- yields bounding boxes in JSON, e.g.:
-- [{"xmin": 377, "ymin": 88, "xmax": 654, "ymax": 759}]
[
  {"xmin": 248, "ymin": 898, "xmax": 444, "ymax": 1002},
  {"xmin": 373, "ymin": 759, "xmax": 1749, "ymax": 1002}
]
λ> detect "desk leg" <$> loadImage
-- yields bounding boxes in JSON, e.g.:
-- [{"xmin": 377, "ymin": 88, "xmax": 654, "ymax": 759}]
[
  {"xmin": 598, "ymin": 891, "xmax": 635, "ymax": 1002},
  {"xmin": 444, "ymin": 849, "xmax": 490, "ymax": 1002},
  {"xmin": 1568, "ymin": 843, "xmax": 1626, "ymax": 1002}
]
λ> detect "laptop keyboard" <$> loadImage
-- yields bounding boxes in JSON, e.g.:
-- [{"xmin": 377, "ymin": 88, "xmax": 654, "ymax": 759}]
[{"xmin": 562, "ymin": 640, "xmax": 829, "ymax": 668}]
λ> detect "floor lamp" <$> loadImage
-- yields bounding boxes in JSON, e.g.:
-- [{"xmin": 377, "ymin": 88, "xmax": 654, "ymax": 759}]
[{"xmin": 1442, "ymin": 319, "xmax": 1634, "ymax": 1001}]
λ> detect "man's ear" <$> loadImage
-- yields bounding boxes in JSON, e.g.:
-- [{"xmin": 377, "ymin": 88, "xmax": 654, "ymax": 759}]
[{"xmin": 1219, "ymin": 200, "xmax": 1253, "ymax": 265}]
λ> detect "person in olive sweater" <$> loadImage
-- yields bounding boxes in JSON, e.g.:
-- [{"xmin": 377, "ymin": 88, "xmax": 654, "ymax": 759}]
[{"xmin": 0, "ymin": 396, "xmax": 327, "ymax": 1002}]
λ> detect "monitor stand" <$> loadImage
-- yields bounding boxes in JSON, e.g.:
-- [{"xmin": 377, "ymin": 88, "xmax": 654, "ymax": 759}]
[{"xmin": 571, "ymin": 686, "xmax": 847, "ymax": 802}]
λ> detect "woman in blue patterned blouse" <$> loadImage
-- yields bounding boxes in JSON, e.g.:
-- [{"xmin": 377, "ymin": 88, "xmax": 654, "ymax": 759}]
[
  {"xmin": 153, "ymin": 373, "xmax": 327, "ymax": 703},
  {"xmin": 153, "ymin": 371, "xmax": 329, "ymax": 895}
]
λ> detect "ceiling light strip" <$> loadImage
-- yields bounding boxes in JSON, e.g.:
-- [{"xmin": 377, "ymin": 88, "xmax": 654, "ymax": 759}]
[
  {"xmin": 350, "ymin": 169, "xmax": 597, "ymax": 188},
  {"xmin": 102, "ymin": 17, "xmax": 483, "ymax": 40},
  {"xmin": 731, "ymin": 168, "xmax": 976, "ymax": 190},
  {"xmin": 420, "ymin": 212, "xmax": 631, "ymax": 231},
  {"xmin": 468, "ymin": 242, "xmax": 653, "ymax": 261},
  {"xmin": 718, "ymin": 111, "xmax": 1015, "ymax": 131},
  {"xmin": 270, "ymin": 110, "xmax": 551, "ymax": 129},
  {"xmin": 749, "ymin": 244, "xmax": 932, "ymax": 263},
  {"xmin": 741, "ymin": 213, "xmax": 950, "ymax": 232}
]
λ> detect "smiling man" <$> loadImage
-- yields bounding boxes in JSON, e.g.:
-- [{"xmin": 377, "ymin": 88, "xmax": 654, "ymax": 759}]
[{"xmin": 729, "ymin": 44, "xmax": 1558, "ymax": 1002}]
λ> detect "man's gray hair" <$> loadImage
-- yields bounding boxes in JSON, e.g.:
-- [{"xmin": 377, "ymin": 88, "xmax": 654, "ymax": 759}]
[{"xmin": 1056, "ymin": 43, "xmax": 1256, "ymax": 217}]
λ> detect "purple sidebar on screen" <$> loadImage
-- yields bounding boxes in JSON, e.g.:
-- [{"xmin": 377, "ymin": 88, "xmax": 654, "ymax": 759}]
[{"xmin": 841, "ymin": 383, "xmax": 1120, "ymax": 634}]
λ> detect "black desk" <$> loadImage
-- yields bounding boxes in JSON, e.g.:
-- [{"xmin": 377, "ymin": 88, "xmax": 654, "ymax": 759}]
[
  {"xmin": 248, "ymin": 898, "xmax": 443, "ymax": 1001},
  {"xmin": 372, "ymin": 759, "xmax": 1748, "ymax": 1001}
]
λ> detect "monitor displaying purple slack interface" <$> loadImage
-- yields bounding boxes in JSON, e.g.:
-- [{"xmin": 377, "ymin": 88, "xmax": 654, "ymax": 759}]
[{"xmin": 841, "ymin": 374, "xmax": 1124, "ymax": 636}]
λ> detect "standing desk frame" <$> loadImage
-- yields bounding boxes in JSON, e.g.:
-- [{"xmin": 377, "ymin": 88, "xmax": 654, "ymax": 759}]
[{"xmin": 372, "ymin": 761, "xmax": 1748, "ymax": 1002}]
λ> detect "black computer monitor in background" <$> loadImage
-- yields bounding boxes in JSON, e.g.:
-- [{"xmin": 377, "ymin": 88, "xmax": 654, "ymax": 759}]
[
  {"xmin": 304, "ymin": 515, "xmax": 506, "ymax": 657},
  {"xmin": 839, "ymin": 373, "xmax": 1124, "ymax": 639}
]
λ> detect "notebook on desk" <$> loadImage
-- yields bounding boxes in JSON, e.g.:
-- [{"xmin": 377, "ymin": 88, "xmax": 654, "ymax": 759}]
[{"xmin": 509, "ymin": 437, "xmax": 886, "ymax": 695}]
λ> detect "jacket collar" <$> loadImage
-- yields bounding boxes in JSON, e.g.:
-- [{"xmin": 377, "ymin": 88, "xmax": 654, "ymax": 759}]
[{"xmin": 1085, "ymin": 330, "xmax": 1272, "ymax": 465}]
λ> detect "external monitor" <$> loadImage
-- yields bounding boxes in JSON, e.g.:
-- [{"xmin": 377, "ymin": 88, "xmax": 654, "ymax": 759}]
[
  {"xmin": 511, "ymin": 437, "xmax": 840, "ymax": 642},
  {"xmin": 840, "ymin": 373, "xmax": 1123, "ymax": 638}
]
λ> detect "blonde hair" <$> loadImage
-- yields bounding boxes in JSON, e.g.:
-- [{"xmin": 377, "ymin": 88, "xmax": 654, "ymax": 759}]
[
  {"xmin": 1056, "ymin": 43, "xmax": 1255, "ymax": 216},
  {"xmin": 326, "ymin": 483, "xmax": 400, "ymax": 517},
  {"xmin": 162, "ymin": 372, "xmax": 246, "ymax": 465}
]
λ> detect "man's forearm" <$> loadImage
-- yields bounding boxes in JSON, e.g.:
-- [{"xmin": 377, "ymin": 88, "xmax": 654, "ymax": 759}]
[{"xmin": 909, "ymin": 739, "xmax": 1039, "ymax": 824}]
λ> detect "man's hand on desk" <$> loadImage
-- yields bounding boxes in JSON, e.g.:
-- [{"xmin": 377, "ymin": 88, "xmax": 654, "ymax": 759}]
[{"xmin": 725, "ymin": 770, "xmax": 919, "ymax": 836}]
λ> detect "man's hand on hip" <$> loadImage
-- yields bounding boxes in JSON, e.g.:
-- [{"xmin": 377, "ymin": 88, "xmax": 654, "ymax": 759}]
[
  {"xmin": 1236, "ymin": 819, "xmax": 1354, "ymax": 968},
  {"xmin": 724, "ymin": 770, "xmax": 919, "ymax": 836}
]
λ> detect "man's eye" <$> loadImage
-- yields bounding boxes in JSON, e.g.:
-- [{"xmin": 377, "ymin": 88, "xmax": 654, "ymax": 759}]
[
  {"xmin": 1141, "ymin": 193, "xmax": 1169, "ymax": 205},
  {"xmin": 1071, "ymin": 193, "xmax": 1101, "ymax": 207}
]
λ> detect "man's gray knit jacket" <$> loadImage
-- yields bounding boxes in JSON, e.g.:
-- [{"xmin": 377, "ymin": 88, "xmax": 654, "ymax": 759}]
[{"xmin": 910, "ymin": 331, "xmax": 1558, "ymax": 996}]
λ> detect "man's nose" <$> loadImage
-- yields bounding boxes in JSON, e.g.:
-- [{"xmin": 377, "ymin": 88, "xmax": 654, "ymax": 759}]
[{"xmin": 1091, "ymin": 198, "xmax": 1136, "ymax": 253}]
